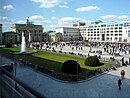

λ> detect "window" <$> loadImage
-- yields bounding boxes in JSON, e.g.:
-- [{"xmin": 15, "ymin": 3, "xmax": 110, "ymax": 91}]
[
  {"xmin": 101, "ymin": 24, "xmax": 106, "ymax": 27},
  {"xmin": 119, "ymin": 27, "xmax": 122, "ymax": 29},
  {"xmin": 115, "ymin": 37, "xmax": 118, "ymax": 40},
  {"xmin": 115, "ymin": 24, "xmax": 118, "ymax": 26},
  {"xmin": 119, "ymin": 24, "xmax": 123, "ymax": 26},
  {"xmin": 124, "ymin": 39, "xmax": 127, "ymax": 42},
  {"xmin": 119, "ymin": 38, "xmax": 122, "ymax": 41},
  {"xmin": 111, "ymin": 25, "xmax": 114, "ymax": 26}
]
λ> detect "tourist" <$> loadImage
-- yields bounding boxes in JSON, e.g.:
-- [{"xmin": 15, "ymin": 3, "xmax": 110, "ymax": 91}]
[
  {"xmin": 118, "ymin": 78, "xmax": 122, "ymax": 90},
  {"xmin": 120, "ymin": 70, "xmax": 125, "ymax": 80}
]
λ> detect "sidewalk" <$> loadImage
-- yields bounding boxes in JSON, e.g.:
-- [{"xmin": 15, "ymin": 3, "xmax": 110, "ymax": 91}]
[
  {"xmin": 15, "ymin": 63, "xmax": 130, "ymax": 97},
  {"xmin": 1, "ymin": 55, "xmax": 130, "ymax": 97}
]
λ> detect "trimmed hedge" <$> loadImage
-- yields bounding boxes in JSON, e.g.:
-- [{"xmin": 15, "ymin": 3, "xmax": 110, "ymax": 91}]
[
  {"xmin": 84, "ymin": 56, "xmax": 100, "ymax": 67},
  {"xmin": 61, "ymin": 60, "xmax": 81, "ymax": 75}
]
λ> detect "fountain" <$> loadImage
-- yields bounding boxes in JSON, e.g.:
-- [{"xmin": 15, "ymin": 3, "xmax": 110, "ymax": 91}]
[
  {"xmin": 10, "ymin": 32, "xmax": 37, "ymax": 55},
  {"xmin": 21, "ymin": 32, "xmax": 26, "ymax": 53}
]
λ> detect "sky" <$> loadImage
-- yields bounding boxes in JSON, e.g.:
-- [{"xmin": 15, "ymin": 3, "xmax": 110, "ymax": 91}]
[{"xmin": 0, "ymin": 0, "xmax": 130, "ymax": 32}]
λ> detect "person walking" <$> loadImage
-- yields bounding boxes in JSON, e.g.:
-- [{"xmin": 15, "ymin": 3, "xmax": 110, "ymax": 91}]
[
  {"xmin": 118, "ymin": 78, "xmax": 122, "ymax": 90},
  {"xmin": 120, "ymin": 70, "xmax": 125, "ymax": 80}
]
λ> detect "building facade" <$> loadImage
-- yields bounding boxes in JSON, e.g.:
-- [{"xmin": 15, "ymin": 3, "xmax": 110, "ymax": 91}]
[
  {"xmin": 86, "ymin": 21, "xmax": 130, "ymax": 42},
  {"xmin": 55, "ymin": 27, "xmax": 80, "ymax": 41},
  {"xmin": 55, "ymin": 21, "xmax": 130, "ymax": 43},
  {"xmin": 12, "ymin": 22, "xmax": 43, "ymax": 43},
  {"xmin": 55, "ymin": 22, "xmax": 86, "ymax": 41},
  {"xmin": 0, "ymin": 24, "xmax": 2, "ymax": 44},
  {"xmin": 2, "ymin": 31, "xmax": 17, "ymax": 44},
  {"xmin": 2, "ymin": 18, "xmax": 44, "ymax": 45},
  {"xmin": 49, "ymin": 32, "xmax": 62, "ymax": 42}
]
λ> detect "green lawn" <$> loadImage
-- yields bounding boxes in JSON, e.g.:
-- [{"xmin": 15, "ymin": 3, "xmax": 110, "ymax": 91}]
[{"xmin": 1, "ymin": 47, "xmax": 113, "ymax": 73}]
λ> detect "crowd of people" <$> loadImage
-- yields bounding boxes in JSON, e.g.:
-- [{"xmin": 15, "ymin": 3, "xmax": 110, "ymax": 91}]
[{"xmin": 27, "ymin": 41, "xmax": 130, "ymax": 55}]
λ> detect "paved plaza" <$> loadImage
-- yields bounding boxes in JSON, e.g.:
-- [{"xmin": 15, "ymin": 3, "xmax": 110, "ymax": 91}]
[
  {"xmin": 1, "ymin": 56, "xmax": 130, "ymax": 97},
  {"xmin": 0, "ymin": 45, "xmax": 130, "ymax": 97},
  {"xmin": 42, "ymin": 44, "xmax": 130, "ymax": 61},
  {"xmin": 15, "ymin": 65, "xmax": 130, "ymax": 98}
]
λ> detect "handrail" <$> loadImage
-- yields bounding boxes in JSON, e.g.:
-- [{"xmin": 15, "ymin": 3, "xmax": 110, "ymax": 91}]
[{"xmin": 1, "ymin": 68, "xmax": 46, "ymax": 98}]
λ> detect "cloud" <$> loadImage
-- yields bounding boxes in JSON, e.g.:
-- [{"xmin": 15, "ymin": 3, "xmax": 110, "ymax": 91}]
[
  {"xmin": 31, "ymin": 0, "xmax": 62, "ymax": 8},
  {"xmin": 100, "ymin": 15, "xmax": 130, "ymax": 20},
  {"xmin": 118, "ymin": 15, "xmax": 129, "ymax": 19},
  {"xmin": 51, "ymin": 16, "xmax": 58, "ymax": 20},
  {"xmin": 0, "ymin": 16, "xmax": 13, "ymax": 32},
  {"xmin": 16, "ymin": 15, "xmax": 51, "ymax": 26},
  {"xmin": 17, "ymin": 20, "xmax": 26, "ymax": 24},
  {"xmin": 100, "ymin": 15, "xmax": 117, "ymax": 20},
  {"xmin": 30, "ymin": 15, "xmax": 44, "ymax": 20},
  {"xmin": 57, "ymin": 17, "xmax": 87, "ymax": 27},
  {"xmin": 59, "ymin": 5, "xmax": 69, "ymax": 8},
  {"xmin": 76, "ymin": 6, "xmax": 100, "ymax": 12},
  {"xmin": 29, "ymin": 15, "xmax": 51, "ymax": 24},
  {"xmin": 3, "ymin": 5, "xmax": 14, "ymax": 10},
  {"xmin": 59, "ymin": 1, "xmax": 69, "ymax": 8},
  {"xmin": 63, "ymin": 2, "xmax": 68, "ymax": 5},
  {"xmin": 0, "ymin": 16, "xmax": 8, "ymax": 22},
  {"xmin": 49, "ymin": 25, "xmax": 56, "ymax": 28}
]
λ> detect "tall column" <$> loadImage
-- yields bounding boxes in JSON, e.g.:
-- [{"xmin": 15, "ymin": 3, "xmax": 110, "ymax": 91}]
[{"xmin": 28, "ymin": 30, "xmax": 31, "ymax": 42}]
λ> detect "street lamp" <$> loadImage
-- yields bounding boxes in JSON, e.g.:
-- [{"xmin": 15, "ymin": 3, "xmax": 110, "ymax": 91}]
[{"xmin": 89, "ymin": 43, "xmax": 92, "ymax": 52}]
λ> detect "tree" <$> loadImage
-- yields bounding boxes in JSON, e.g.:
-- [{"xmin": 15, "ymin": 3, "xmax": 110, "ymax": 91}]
[
  {"xmin": 61, "ymin": 60, "xmax": 81, "ymax": 75},
  {"xmin": 84, "ymin": 56, "xmax": 100, "ymax": 67}
]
